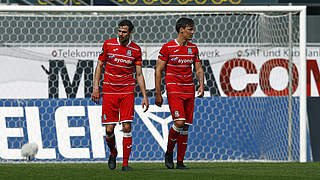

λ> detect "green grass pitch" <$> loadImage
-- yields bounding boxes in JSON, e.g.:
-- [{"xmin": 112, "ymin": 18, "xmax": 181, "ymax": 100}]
[{"xmin": 1, "ymin": 162, "xmax": 320, "ymax": 180}]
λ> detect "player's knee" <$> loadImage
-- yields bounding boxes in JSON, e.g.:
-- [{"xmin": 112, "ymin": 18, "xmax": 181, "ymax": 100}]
[
  {"xmin": 174, "ymin": 120, "xmax": 185, "ymax": 129},
  {"xmin": 122, "ymin": 123, "xmax": 132, "ymax": 133},
  {"xmin": 106, "ymin": 124, "xmax": 116, "ymax": 135}
]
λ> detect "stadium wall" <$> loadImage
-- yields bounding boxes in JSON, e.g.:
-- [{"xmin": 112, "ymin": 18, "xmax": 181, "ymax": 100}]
[{"xmin": 0, "ymin": 97, "xmax": 311, "ymax": 162}]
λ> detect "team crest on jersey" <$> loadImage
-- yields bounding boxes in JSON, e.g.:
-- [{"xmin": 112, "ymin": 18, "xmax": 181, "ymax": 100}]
[
  {"xmin": 126, "ymin": 50, "xmax": 132, "ymax": 56},
  {"xmin": 187, "ymin": 48, "xmax": 193, "ymax": 54},
  {"xmin": 174, "ymin": 111, "xmax": 180, "ymax": 118},
  {"xmin": 171, "ymin": 57, "xmax": 178, "ymax": 61}
]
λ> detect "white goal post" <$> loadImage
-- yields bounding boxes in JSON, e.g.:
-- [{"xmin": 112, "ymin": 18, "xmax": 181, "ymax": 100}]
[{"xmin": 0, "ymin": 5, "xmax": 307, "ymax": 162}]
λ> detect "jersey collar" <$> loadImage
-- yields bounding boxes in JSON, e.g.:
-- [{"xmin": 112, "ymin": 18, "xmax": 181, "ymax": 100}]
[
  {"xmin": 175, "ymin": 39, "xmax": 187, "ymax": 46},
  {"xmin": 117, "ymin": 37, "xmax": 132, "ymax": 47}
]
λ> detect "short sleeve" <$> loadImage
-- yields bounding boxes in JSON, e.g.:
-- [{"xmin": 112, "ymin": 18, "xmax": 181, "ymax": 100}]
[
  {"xmin": 135, "ymin": 48, "xmax": 142, "ymax": 66},
  {"xmin": 194, "ymin": 46, "xmax": 200, "ymax": 62},
  {"xmin": 158, "ymin": 45, "xmax": 169, "ymax": 61},
  {"xmin": 98, "ymin": 41, "xmax": 107, "ymax": 62}
]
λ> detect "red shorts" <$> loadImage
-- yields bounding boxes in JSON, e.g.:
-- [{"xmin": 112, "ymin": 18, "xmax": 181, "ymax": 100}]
[
  {"xmin": 167, "ymin": 92, "xmax": 195, "ymax": 125},
  {"xmin": 102, "ymin": 93, "xmax": 134, "ymax": 125}
]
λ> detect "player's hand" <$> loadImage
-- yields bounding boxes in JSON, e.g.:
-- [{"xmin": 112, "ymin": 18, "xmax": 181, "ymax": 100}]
[
  {"xmin": 142, "ymin": 96, "xmax": 149, "ymax": 112},
  {"xmin": 91, "ymin": 88, "xmax": 101, "ymax": 104},
  {"xmin": 155, "ymin": 94, "xmax": 163, "ymax": 107},
  {"xmin": 197, "ymin": 87, "xmax": 204, "ymax": 98}
]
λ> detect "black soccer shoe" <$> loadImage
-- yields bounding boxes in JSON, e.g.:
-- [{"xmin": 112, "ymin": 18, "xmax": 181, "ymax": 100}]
[
  {"xmin": 108, "ymin": 155, "xmax": 117, "ymax": 170},
  {"xmin": 165, "ymin": 152, "xmax": 174, "ymax": 169},
  {"xmin": 122, "ymin": 165, "xmax": 133, "ymax": 171},
  {"xmin": 176, "ymin": 161, "xmax": 189, "ymax": 170}
]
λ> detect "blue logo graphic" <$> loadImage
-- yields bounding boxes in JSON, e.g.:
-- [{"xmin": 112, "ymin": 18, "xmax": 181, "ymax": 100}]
[{"xmin": 170, "ymin": 57, "xmax": 178, "ymax": 61}]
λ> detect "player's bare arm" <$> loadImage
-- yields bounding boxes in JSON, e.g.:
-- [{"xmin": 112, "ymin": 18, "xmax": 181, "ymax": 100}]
[
  {"xmin": 155, "ymin": 58, "xmax": 167, "ymax": 107},
  {"xmin": 136, "ymin": 65, "xmax": 149, "ymax": 112},
  {"xmin": 195, "ymin": 61, "xmax": 204, "ymax": 98},
  {"xmin": 91, "ymin": 60, "xmax": 104, "ymax": 104}
]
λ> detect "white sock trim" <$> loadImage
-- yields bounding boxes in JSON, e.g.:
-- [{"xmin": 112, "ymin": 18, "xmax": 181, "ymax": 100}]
[
  {"xmin": 180, "ymin": 130, "xmax": 188, "ymax": 135},
  {"xmin": 172, "ymin": 124, "xmax": 183, "ymax": 132},
  {"xmin": 123, "ymin": 132, "xmax": 132, "ymax": 137},
  {"xmin": 106, "ymin": 133, "xmax": 115, "ymax": 138}
]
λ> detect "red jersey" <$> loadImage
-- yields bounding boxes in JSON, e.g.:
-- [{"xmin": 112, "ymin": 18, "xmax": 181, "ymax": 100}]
[
  {"xmin": 158, "ymin": 39, "xmax": 200, "ymax": 94},
  {"xmin": 98, "ymin": 38, "xmax": 142, "ymax": 94}
]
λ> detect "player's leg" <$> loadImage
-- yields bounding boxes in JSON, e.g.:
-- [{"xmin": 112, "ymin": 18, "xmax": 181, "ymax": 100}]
[
  {"xmin": 176, "ymin": 95, "xmax": 194, "ymax": 169},
  {"xmin": 121, "ymin": 122, "xmax": 133, "ymax": 171},
  {"xmin": 119, "ymin": 93, "xmax": 134, "ymax": 171},
  {"xmin": 166, "ymin": 94, "xmax": 186, "ymax": 169},
  {"xmin": 176, "ymin": 124, "xmax": 189, "ymax": 169},
  {"xmin": 105, "ymin": 124, "xmax": 117, "ymax": 170},
  {"xmin": 102, "ymin": 94, "xmax": 120, "ymax": 170}
]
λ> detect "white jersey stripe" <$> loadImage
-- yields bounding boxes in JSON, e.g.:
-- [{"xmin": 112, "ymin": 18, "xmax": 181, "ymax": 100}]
[
  {"xmin": 102, "ymin": 92, "xmax": 134, "ymax": 95},
  {"xmin": 128, "ymin": 46, "xmax": 139, "ymax": 51},
  {"xmin": 167, "ymin": 92, "xmax": 195, "ymax": 95},
  {"xmin": 167, "ymin": 83, "xmax": 194, "ymax": 86},
  {"xmin": 107, "ymin": 53, "xmax": 135, "ymax": 59},
  {"xmin": 105, "ymin": 72, "xmax": 133, "ymax": 78},
  {"xmin": 167, "ymin": 64, "xmax": 191, "ymax": 68},
  {"xmin": 106, "ymin": 62, "xmax": 133, "ymax": 69},
  {"xmin": 167, "ymin": 45, "xmax": 179, "ymax": 48},
  {"xmin": 166, "ymin": 73, "xmax": 192, "ymax": 77},
  {"xmin": 103, "ymin": 82, "xmax": 135, "ymax": 86}
]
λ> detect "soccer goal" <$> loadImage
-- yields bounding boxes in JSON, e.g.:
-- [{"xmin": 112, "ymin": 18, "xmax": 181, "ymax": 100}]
[{"xmin": 0, "ymin": 6, "xmax": 308, "ymax": 162}]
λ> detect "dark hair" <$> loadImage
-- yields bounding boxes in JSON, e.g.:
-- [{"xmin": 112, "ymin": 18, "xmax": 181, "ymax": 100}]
[
  {"xmin": 118, "ymin": 20, "xmax": 134, "ymax": 33},
  {"xmin": 175, "ymin": 18, "xmax": 194, "ymax": 33}
]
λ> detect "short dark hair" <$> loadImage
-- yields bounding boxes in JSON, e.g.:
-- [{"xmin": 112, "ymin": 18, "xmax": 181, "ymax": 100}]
[
  {"xmin": 175, "ymin": 18, "xmax": 194, "ymax": 33},
  {"xmin": 118, "ymin": 20, "xmax": 134, "ymax": 33}
]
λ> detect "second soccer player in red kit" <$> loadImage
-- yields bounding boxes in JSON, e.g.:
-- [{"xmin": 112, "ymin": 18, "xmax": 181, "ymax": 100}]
[
  {"xmin": 155, "ymin": 17, "xmax": 204, "ymax": 169},
  {"xmin": 91, "ymin": 20, "xmax": 149, "ymax": 171}
]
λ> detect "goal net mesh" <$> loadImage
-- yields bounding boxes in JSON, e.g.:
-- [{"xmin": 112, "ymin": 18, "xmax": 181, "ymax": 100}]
[{"xmin": 0, "ymin": 10, "xmax": 306, "ymax": 162}]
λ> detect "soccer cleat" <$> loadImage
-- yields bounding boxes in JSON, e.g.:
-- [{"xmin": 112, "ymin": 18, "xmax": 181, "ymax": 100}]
[
  {"xmin": 165, "ymin": 152, "xmax": 174, "ymax": 169},
  {"xmin": 176, "ymin": 161, "xmax": 189, "ymax": 169},
  {"xmin": 108, "ymin": 154, "xmax": 117, "ymax": 170},
  {"xmin": 122, "ymin": 165, "xmax": 133, "ymax": 171}
]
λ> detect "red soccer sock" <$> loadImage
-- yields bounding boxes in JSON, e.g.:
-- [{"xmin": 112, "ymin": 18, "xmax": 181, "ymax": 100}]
[
  {"xmin": 105, "ymin": 134, "xmax": 117, "ymax": 157},
  {"xmin": 177, "ymin": 131, "xmax": 188, "ymax": 162},
  {"xmin": 166, "ymin": 125, "xmax": 182, "ymax": 154},
  {"xmin": 122, "ymin": 133, "xmax": 132, "ymax": 167}
]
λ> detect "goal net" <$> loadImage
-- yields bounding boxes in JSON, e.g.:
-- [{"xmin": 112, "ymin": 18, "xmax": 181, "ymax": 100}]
[{"xmin": 0, "ymin": 6, "xmax": 308, "ymax": 162}]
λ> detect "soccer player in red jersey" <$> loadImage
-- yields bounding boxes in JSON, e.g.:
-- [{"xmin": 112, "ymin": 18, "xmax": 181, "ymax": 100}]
[
  {"xmin": 155, "ymin": 18, "xmax": 204, "ymax": 169},
  {"xmin": 91, "ymin": 20, "xmax": 149, "ymax": 171}
]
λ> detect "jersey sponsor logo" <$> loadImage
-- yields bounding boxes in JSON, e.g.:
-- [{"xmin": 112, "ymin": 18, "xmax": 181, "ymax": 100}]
[
  {"xmin": 114, "ymin": 58, "xmax": 133, "ymax": 64},
  {"xmin": 187, "ymin": 48, "xmax": 193, "ymax": 54},
  {"xmin": 171, "ymin": 57, "xmax": 178, "ymax": 61},
  {"xmin": 174, "ymin": 111, "xmax": 180, "ymax": 118},
  {"xmin": 178, "ymin": 59, "xmax": 193, "ymax": 64},
  {"xmin": 126, "ymin": 50, "xmax": 132, "ymax": 56}
]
